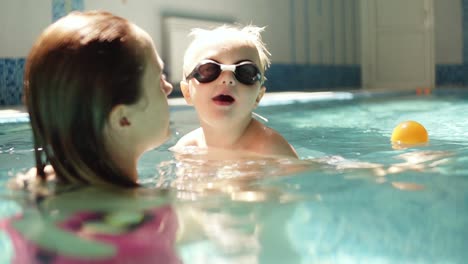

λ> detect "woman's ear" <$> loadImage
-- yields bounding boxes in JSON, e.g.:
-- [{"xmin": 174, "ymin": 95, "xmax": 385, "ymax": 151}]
[
  {"xmin": 108, "ymin": 104, "xmax": 131, "ymax": 131},
  {"xmin": 180, "ymin": 80, "xmax": 193, "ymax": 105},
  {"xmin": 254, "ymin": 86, "xmax": 266, "ymax": 107}
]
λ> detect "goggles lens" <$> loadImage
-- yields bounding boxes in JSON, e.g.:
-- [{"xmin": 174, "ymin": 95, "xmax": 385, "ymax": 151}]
[{"xmin": 186, "ymin": 60, "xmax": 262, "ymax": 85}]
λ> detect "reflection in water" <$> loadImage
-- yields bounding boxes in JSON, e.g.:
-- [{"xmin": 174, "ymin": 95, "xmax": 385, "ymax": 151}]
[
  {"xmin": 0, "ymin": 187, "xmax": 182, "ymax": 263},
  {"xmin": 155, "ymin": 146, "xmax": 313, "ymax": 200},
  {"xmin": 309, "ymin": 150, "xmax": 453, "ymax": 191},
  {"xmin": 0, "ymin": 145, "xmax": 465, "ymax": 263},
  {"xmin": 150, "ymin": 147, "xmax": 313, "ymax": 263},
  {"xmin": 386, "ymin": 150, "xmax": 452, "ymax": 174},
  {"xmin": 2, "ymin": 95, "xmax": 468, "ymax": 263},
  {"xmin": 0, "ymin": 184, "xmax": 302, "ymax": 263}
]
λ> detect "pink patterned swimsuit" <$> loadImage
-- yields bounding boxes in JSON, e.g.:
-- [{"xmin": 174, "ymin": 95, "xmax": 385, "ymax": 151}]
[{"xmin": 0, "ymin": 205, "xmax": 181, "ymax": 264}]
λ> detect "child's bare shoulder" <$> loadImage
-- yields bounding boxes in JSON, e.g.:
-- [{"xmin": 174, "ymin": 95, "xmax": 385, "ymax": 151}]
[
  {"xmin": 173, "ymin": 128, "xmax": 204, "ymax": 148},
  {"xmin": 250, "ymin": 120, "xmax": 298, "ymax": 158},
  {"xmin": 263, "ymin": 127, "xmax": 298, "ymax": 158}
]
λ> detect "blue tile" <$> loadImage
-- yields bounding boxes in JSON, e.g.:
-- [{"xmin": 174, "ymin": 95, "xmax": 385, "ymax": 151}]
[
  {"xmin": 72, "ymin": 0, "xmax": 84, "ymax": 12},
  {"xmin": 52, "ymin": 0, "xmax": 66, "ymax": 22},
  {"xmin": 52, "ymin": 0, "xmax": 84, "ymax": 22},
  {"xmin": 266, "ymin": 64, "xmax": 361, "ymax": 91},
  {"xmin": 436, "ymin": 65, "xmax": 468, "ymax": 86},
  {"xmin": 0, "ymin": 58, "xmax": 25, "ymax": 105}
]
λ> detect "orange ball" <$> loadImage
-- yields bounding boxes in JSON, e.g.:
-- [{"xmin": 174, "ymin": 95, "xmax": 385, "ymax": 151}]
[{"xmin": 391, "ymin": 121, "xmax": 429, "ymax": 145}]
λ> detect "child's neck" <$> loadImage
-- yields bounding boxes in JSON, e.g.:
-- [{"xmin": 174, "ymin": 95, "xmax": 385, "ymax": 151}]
[{"xmin": 201, "ymin": 117, "xmax": 255, "ymax": 149}]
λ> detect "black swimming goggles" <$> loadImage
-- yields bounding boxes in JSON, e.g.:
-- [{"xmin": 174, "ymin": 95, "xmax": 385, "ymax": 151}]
[{"xmin": 185, "ymin": 60, "xmax": 262, "ymax": 85}]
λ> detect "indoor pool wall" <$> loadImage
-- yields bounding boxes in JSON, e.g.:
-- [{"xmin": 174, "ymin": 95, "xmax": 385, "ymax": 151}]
[{"xmin": 2, "ymin": 0, "xmax": 468, "ymax": 105}]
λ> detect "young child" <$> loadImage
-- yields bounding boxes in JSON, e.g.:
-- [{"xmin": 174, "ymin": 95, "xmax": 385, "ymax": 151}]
[
  {"xmin": 173, "ymin": 25, "xmax": 298, "ymax": 158},
  {"xmin": 0, "ymin": 11, "xmax": 183, "ymax": 263}
]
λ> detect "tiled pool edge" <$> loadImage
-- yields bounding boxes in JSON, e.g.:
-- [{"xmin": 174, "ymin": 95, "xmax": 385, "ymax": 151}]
[{"xmin": 2, "ymin": 88, "xmax": 466, "ymax": 123}]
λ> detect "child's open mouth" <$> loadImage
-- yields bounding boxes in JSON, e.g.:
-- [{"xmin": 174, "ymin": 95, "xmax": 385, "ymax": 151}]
[{"xmin": 212, "ymin": 94, "xmax": 235, "ymax": 105}]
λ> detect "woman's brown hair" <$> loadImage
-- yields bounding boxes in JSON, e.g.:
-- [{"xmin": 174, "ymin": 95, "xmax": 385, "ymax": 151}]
[{"xmin": 24, "ymin": 11, "xmax": 148, "ymax": 188}]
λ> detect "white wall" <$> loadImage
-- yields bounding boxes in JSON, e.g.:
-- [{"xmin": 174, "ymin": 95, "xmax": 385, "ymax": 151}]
[
  {"xmin": 434, "ymin": 0, "xmax": 463, "ymax": 64},
  {"xmin": 85, "ymin": 0, "xmax": 364, "ymax": 66},
  {"xmin": 162, "ymin": 17, "xmax": 233, "ymax": 83},
  {"xmin": 0, "ymin": 0, "xmax": 52, "ymax": 57},
  {"xmin": 0, "ymin": 0, "xmax": 463, "ymax": 66},
  {"xmin": 292, "ymin": 0, "xmax": 361, "ymax": 65},
  {"xmin": 84, "ymin": 0, "xmax": 292, "ymax": 64}
]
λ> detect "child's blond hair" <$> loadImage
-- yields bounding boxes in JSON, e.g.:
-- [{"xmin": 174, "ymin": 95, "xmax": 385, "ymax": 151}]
[{"xmin": 183, "ymin": 25, "xmax": 271, "ymax": 81}]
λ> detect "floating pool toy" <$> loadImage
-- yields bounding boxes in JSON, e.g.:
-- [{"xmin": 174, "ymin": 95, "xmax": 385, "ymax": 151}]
[{"xmin": 391, "ymin": 120, "xmax": 428, "ymax": 146}]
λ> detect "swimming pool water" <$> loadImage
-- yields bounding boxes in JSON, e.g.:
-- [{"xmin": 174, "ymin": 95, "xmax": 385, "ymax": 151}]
[{"xmin": 1, "ymin": 90, "xmax": 468, "ymax": 263}]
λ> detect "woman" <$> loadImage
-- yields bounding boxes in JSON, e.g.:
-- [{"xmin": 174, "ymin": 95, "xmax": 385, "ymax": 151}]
[{"xmin": 1, "ymin": 11, "xmax": 183, "ymax": 264}]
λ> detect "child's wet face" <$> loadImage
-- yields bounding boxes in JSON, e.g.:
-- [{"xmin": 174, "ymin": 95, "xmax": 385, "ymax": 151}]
[{"xmin": 187, "ymin": 39, "xmax": 265, "ymax": 127}]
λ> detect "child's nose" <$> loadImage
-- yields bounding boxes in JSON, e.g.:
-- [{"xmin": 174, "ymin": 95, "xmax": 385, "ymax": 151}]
[{"xmin": 219, "ymin": 70, "xmax": 237, "ymax": 86}]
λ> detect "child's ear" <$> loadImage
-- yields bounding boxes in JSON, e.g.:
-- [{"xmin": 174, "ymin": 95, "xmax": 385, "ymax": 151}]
[
  {"xmin": 180, "ymin": 80, "xmax": 193, "ymax": 105},
  {"xmin": 254, "ymin": 86, "xmax": 266, "ymax": 107}
]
